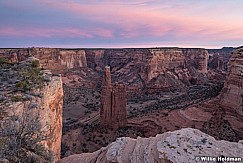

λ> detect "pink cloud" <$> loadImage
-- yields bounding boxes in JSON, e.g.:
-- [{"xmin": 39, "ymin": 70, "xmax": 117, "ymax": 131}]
[
  {"xmin": 0, "ymin": 28, "xmax": 59, "ymax": 37},
  {"xmin": 63, "ymin": 28, "xmax": 93, "ymax": 38},
  {"xmin": 2, "ymin": 0, "xmax": 243, "ymax": 47},
  {"xmin": 91, "ymin": 28, "xmax": 114, "ymax": 38},
  {"xmin": 33, "ymin": 0, "xmax": 243, "ymax": 41},
  {"xmin": 0, "ymin": 27, "xmax": 114, "ymax": 39}
]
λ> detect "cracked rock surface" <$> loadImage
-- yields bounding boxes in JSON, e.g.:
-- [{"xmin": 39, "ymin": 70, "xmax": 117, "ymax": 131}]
[{"xmin": 58, "ymin": 128, "xmax": 243, "ymax": 163}]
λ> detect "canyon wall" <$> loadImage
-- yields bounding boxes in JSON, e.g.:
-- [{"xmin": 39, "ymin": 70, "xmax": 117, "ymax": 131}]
[
  {"xmin": 208, "ymin": 53, "xmax": 224, "ymax": 71},
  {"xmin": 199, "ymin": 47, "xmax": 243, "ymax": 142},
  {"xmin": 0, "ymin": 58, "xmax": 63, "ymax": 162},
  {"xmin": 40, "ymin": 71, "xmax": 63, "ymax": 160},
  {"xmin": 208, "ymin": 47, "xmax": 234, "ymax": 71},
  {"xmin": 0, "ymin": 48, "xmax": 209, "ymax": 73},
  {"xmin": 202, "ymin": 108, "xmax": 242, "ymax": 142},
  {"xmin": 0, "ymin": 48, "xmax": 87, "ymax": 71},
  {"xmin": 86, "ymin": 48, "xmax": 209, "ymax": 93},
  {"xmin": 85, "ymin": 48, "xmax": 208, "ymax": 74},
  {"xmin": 220, "ymin": 47, "xmax": 243, "ymax": 115},
  {"xmin": 58, "ymin": 128, "xmax": 243, "ymax": 163},
  {"xmin": 147, "ymin": 48, "xmax": 208, "ymax": 81},
  {"xmin": 0, "ymin": 47, "xmax": 210, "ymax": 94}
]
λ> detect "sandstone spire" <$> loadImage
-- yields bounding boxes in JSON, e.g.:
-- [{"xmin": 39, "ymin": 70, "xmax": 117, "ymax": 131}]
[
  {"xmin": 111, "ymin": 82, "xmax": 127, "ymax": 128},
  {"xmin": 100, "ymin": 66, "xmax": 112, "ymax": 127},
  {"xmin": 100, "ymin": 66, "xmax": 127, "ymax": 128}
]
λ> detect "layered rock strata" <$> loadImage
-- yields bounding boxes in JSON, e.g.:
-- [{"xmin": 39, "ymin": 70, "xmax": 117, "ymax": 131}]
[
  {"xmin": 220, "ymin": 47, "xmax": 243, "ymax": 115},
  {"xmin": 0, "ymin": 47, "xmax": 209, "ymax": 93},
  {"xmin": 208, "ymin": 47, "xmax": 234, "ymax": 71},
  {"xmin": 58, "ymin": 128, "xmax": 243, "ymax": 163},
  {"xmin": 0, "ymin": 48, "xmax": 87, "ymax": 71},
  {"xmin": 100, "ymin": 66, "xmax": 127, "ymax": 128},
  {"xmin": 0, "ymin": 57, "xmax": 63, "ymax": 162},
  {"xmin": 91, "ymin": 48, "xmax": 209, "ymax": 93},
  {"xmin": 208, "ymin": 53, "xmax": 224, "ymax": 71}
]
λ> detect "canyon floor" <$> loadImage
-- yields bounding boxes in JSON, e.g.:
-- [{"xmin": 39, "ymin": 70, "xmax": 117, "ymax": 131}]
[{"xmin": 61, "ymin": 80, "xmax": 232, "ymax": 157}]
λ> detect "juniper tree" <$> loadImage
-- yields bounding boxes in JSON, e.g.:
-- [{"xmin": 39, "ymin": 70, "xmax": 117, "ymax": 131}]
[{"xmin": 0, "ymin": 107, "xmax": 54, "ymax": 163}]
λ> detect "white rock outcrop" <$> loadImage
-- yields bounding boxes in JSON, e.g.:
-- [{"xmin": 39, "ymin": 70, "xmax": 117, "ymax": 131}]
[{"xmin": 58, "ymin": 128, "xmax": 243, "ymax": 163}]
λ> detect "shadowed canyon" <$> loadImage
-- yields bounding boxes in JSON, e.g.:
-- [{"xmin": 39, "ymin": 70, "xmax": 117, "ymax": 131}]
[{"xmin": 1, "ymin": 46, "xmax": 243, "ymax": 163}]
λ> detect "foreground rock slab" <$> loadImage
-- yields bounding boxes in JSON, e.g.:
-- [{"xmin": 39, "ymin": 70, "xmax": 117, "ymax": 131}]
[{"xmin": 58, "ymin": 128, "xmax": 243, "ymax": 163}]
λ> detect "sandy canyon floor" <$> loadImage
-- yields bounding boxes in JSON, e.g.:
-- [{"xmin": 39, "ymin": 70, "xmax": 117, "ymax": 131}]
[{"xmin": 60, "ymin": 80, "xmax": 238, "ymax": 157}]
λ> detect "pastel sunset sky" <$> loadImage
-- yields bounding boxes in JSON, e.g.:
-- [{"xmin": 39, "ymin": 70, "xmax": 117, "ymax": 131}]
[{"xmin": 0, "ymin": 0, "xmax": 243, "ymax": 48}]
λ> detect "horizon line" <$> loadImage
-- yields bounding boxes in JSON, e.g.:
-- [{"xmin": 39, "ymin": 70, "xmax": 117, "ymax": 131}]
[{"xmin": 0, "ymin": 45, "xmax": 238, "ymax": 50}]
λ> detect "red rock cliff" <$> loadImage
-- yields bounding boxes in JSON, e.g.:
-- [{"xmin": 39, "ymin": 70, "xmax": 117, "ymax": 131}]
[
  {"xmin": 0, "ymin": 58, "xmax": 63, "ymax": 162},
  {"xmin": 220, "ymin": 47, "xmax": 243, "ymax": 115},
  {"xmin": 0, "ymin": 48, "xmax": 87, "ymax": 71},
  {"xmin": 0, "ymin": 47, "xmax": 209, "ymax": 92},
  {"xmin": 85, "ymin": 48, "xmax": 209, "ymax": 93}
]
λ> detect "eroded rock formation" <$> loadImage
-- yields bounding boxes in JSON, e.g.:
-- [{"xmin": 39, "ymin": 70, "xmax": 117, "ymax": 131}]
[
  {"xmin": 0, "ymin": 47, "xmax": 210, "ymax": 93},
  {"xmin": 0, "ymin": 57, "xmax": 63, "ymax": 162},
  {"xmin": 195, "ymin": 47, "xmax": 243, "ymax": 141},
  {"xmin": 8, "ymin": 53, "xmax": 19, "ymax": 63},
  {"xmin": 100, "ymin": 66, "xmax": 127, "ymax": 128},
  {"xmin": 202, "ymin": 108, "xmax": 242, "ymax": 142},
  {"xmin": 208, "ymin": 47, "xmax": 234, "ymax": 71},
  {"xmin": 220, "ymin": 47, "xmax": 243, "ymax": 115},
  {"xmin": 57, "ymin": 128, "xmax": 243, "ymax": 163},
  {"xmin": 208, "ymin": 53, "xmax": 224, "ymax": 71},
  {"xmin": 96, "ymin": 48, "xmax": 209, "ymax": 91},
  {"xmin": 58, "ymin": 50, "xmax": 87, "ymax": 69},
  {"xmin": 0, "ymin": 48, "xmax": 87, "ymax": 71},
  {"xmin": 100, "ymin": 66, "xmax": 112, "ymax": 127}
]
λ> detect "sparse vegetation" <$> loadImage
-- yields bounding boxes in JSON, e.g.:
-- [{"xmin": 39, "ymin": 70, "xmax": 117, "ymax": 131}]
[
  {"xmin": 0, "ymin": 58, "xmax": 8, "ymax": 65},
  {"xmin": 0, "ymin": 108, "xmax": 54, "ymax": 162},
  {"xmin": 11, "ymin": 95, "xmax": 23, "ymax": 102},
  {"xmin": 31, "ymin": 60, "xmax": 40, "ymax": 68},
  {"xmin": 128, "ymin": 83, "xmax": 224, "ymax": 117},
  {"xmin": 15, "ymin": 64, "xmax": 44, "ymax": 92},
  {"xmin": 16, "ymin": 80, "xmax": 30, "ymax": 90}
]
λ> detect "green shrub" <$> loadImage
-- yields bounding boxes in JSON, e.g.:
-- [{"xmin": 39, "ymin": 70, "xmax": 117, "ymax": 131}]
[
  {"xmin": 11, "ymin": 95, "xmax": 23, "ymax": 102},
  {"xmin": 31, "ymin": 60, "xmax": 40, "ymax": 68},
  {"xmin": 16, "ymin": 66, "xmax": 44, "ymax": 92},
  {"xmin": 0, "ymin": 138, "xmax": 5, "ymax": 148},
  {"xmin": 0, "ymin": 99, "xmax": 4, "ymax": 103},
  {"xmin": 16, "ymin": 80, "xmax": 29, "ymax": 89},
  {"xmin": 0, "ymin": 57, "xmax": 8, "ymax": 64}
]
